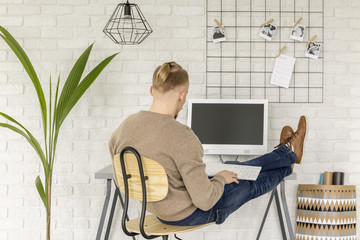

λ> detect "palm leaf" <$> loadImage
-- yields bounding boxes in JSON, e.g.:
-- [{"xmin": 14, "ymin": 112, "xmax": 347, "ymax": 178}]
[
  {"xmin": 35, "ymin": 176, "xmax": 47, "ymax": 209},
  {"xmin": 0, "ymin": 114, "xmax": 48, "ymax": 174},
  {"xmin": 54, "ymin": 75, "xmax": 60, "ymax": 124},
  {"xmin": 0, "ymin": 123, "xmax": 44, "ymax": 162},
  {"xmin": 50, "ymin": 76, "xmax": 61, "ymax": 169},
  {"xmin": 46, "ymin": 75, "xmax": 51, "ymax": 162},
  {"xmin": 0, "ymin": 26, "xmax": 47, "ymax": 141},
  {"xmin": 56, "ymin": 44, "xmax": 94, "ymax": 129},
  {"xmin": 60, "ymin": 52, "xmax": 119, "ymax": 124}
]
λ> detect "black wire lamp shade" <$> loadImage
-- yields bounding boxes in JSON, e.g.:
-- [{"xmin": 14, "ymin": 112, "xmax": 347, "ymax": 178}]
[{"xmin": 103, "ymin": 0, "xmax": 153, "ymax": 45}]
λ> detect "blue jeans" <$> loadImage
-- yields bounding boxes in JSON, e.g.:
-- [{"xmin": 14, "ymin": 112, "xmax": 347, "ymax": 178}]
[{"xmin": 158, "ymin": 144, "xmax": 296, "ymax": 226}]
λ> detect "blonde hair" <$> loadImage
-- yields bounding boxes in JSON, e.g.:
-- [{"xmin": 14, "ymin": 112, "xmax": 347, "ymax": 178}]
[{"xmin": 152, "ymin": 61, "xmax": 189, "ymax": 92}]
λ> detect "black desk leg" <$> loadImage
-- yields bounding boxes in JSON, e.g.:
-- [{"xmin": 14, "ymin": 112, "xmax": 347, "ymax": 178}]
[
  {"xmin": 274, "ymin": 188, "xmax": 287, "ymax": 240},
  {"xmin": 96, "ymin": 179, "xmax": 112, "ymax": 240},
  {"xmin": 256, "ymin": 190, "xmax": 276, "ymax": 240},
  {"xmin": 257, "ymin": 181, "xmax": 294, "ymax": 240},
  {"xmin": 117, "ymin": 188, "xmax": 130, "ymax": 222},
  {"xmin": 104, "ymin": 187, "xmax": 118, "ymax": 239},
  {"xmin": 117, "ymin": 189, "xmax": 135, "ymax": 240},
  {"xmin": 280, "ymin": 181, "xmax": 295, "ymax": 240},
  {"xmin": 105, "ymin": 185, "xmax": 135, "ymax": 240}
]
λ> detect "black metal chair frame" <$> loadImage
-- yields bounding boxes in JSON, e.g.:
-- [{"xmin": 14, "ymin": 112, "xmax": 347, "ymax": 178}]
[{"xmin": 119, "ymin": 146, "xmax": 177, "ymax": 240}]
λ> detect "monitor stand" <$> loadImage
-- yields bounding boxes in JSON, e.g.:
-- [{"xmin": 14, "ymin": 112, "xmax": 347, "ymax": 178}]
[{"xmin": 219, "ymin": 155, "xmax": 240, "ymax": 163}]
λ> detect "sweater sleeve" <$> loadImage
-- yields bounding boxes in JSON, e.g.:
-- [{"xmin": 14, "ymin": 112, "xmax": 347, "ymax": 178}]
[{"xmin": 175, "ymin": 130, "xmax": 226, "ymax": 211}]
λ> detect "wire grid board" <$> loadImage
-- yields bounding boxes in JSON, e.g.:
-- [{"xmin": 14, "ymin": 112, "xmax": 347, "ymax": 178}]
[{"xmin": 206, "ymin": 0, "xmax": 324, "ymax": 103}]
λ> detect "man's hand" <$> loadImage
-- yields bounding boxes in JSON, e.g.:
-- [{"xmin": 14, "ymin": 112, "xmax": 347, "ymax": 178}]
[{"xmin": 216, "ymin": 170, "xmax": 239, "ymax": 184}]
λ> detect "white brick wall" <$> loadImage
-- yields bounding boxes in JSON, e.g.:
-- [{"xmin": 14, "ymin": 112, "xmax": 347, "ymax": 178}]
[{"xmin": 0, "ymin": 0, "xmax": 360, "ymax": 239}]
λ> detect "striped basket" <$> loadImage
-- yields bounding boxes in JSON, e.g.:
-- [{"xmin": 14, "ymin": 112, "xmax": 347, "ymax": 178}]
[{"xmin": 296, "ymin": 184, "xmax": 356, "ymax": 240}]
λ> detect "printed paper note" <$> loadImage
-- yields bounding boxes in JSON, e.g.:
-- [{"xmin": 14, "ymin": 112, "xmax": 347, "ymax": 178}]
[{"xmin": 270, "ymin": 54, "xmax": 296, "ymax": 88}]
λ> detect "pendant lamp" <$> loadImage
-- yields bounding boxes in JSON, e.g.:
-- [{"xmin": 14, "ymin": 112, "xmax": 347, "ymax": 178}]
[{"xmin": 103, "ymin": 0, "xmax": 153, "ymax": 45}]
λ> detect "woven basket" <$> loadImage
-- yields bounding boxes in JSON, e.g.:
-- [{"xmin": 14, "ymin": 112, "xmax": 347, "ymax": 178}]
[{"xmin": 296, "ymin": 184, "xmax": 356, "ymax": 240}]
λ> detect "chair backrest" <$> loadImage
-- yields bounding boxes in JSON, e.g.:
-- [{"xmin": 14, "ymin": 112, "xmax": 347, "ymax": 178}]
[
  {"xmin": 112, "ymin": 146, "xmax": 169, "ymax": 239},
  {"xmin": 112, "ymin": 148, "xmax": 169, "ymax": 202}
]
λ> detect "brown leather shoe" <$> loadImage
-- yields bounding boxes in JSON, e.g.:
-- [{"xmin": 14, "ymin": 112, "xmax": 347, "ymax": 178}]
[
  {"xmin": 274, "ymin": 126, "xmax": 294, "ymax": 148},
  {"xmin": 287, "ymin": 116, "xmax": 307, "ymax": 164}
]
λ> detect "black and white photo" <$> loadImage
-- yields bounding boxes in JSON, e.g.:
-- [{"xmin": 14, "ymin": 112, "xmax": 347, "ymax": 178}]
[
  {"xmin": 259, "ymin": 23, "xmax": 277, "ymax": 41},
  {"xmin": 211, "ymin": 26, "xmax": 226, "ymax": 43},
  {"xmin": 305, "ymin": 42, "xmax": 321, "ymax": 60},
  {"xmin": 290, "ymin": 24, "xmax": 306, "ymax": 41}
]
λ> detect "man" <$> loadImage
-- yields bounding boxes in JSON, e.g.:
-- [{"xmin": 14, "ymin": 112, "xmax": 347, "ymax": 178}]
[{"xmin": 109, "ymin": 61, "xmax": 307, "ymax": 226}]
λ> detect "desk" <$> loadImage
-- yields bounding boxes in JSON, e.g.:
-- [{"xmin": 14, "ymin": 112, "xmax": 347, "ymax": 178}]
[{"xmin": 95, "ymin": 165, "xmax": 296, "ymax": 240}]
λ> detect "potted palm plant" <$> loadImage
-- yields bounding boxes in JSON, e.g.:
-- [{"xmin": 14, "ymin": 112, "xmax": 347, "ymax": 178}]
[{"xmin": 0, "ymin": 26, "xmax": 119, "ymax": 240}]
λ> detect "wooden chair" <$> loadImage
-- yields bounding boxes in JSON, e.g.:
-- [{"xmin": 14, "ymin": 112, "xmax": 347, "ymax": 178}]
[{"xmin": 112, "ymin": 146, "xmax": 215, "ymax": 240}]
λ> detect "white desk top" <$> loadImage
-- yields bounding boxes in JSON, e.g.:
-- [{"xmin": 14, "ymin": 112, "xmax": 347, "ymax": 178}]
[
  {"xmin": 95, "ymin": 165, "xmax": 113, "ymax": 179},
  {"xmin": 95, "ymin": 165, "xmax": 297, "ymax": 181}
]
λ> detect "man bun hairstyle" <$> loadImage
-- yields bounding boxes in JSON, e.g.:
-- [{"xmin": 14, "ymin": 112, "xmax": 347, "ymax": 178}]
[{"xmin": 152, "ymin": 61, "xmax": 189, "ymax": 92}]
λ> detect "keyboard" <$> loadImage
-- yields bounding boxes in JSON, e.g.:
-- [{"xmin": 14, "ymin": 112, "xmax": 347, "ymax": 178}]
[{"xmin": 205, "ymin": 162, "xmax": 261, "ymax": 181}]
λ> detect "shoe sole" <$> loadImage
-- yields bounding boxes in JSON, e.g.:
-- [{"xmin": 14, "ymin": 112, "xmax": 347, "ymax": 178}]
[{"xmin": 296, "ymin": 116, "xmax": 308, "ymax": 164}]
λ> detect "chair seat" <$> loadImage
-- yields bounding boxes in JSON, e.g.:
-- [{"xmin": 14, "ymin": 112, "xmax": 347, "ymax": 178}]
[{"xmin": 126, "ymin": 214, "xmax": 215, "ymax": 235}]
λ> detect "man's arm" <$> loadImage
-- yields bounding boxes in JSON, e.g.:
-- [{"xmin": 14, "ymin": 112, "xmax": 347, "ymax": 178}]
[
  {"xmin": 177, "ymin": 154, "xmax": 226, "ymax": 211},
  {"xmin": 174, "ymin": 130, "xmax": 228, "ymax": 211}
]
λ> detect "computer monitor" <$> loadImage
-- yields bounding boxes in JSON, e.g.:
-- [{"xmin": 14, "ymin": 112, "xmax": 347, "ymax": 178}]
[{"xmin": 187, "ymin": 99, "xmax": 268, "ymax": 155}]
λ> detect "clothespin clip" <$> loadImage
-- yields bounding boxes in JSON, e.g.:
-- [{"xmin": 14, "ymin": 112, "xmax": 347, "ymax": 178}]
[
  {"xmin": 292, "ymin": 17, "xmax": 303, "ymax": 28},
  {"xmin": 276, "ymin": 45, "xmax": 286, "ymax": 57},
  {"xmin": 261, "ymin": 18, "xmax": 274, "ymax": 27},
  {"xmin": 306, "ymin": 35, "xmax": 317, "ymax": 46},
  {"xmin": 214, "ymin": 19, "xmax": 225, "ymax": 31}
]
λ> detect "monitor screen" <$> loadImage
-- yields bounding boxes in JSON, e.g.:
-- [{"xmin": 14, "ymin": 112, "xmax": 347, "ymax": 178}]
[{"xmin": 187, "ymin": 99, "xmax": 268, "ymax": 155}]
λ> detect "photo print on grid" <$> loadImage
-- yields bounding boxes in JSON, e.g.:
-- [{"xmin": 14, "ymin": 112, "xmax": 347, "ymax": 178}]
[
  {"xmin": 212, "ymin": 26, "xmax": 226, "ymax": 43},
  {"xmin": 290, "ymin": 24, "xmax": 306, "ymax": 41},
  {"xmin": 259, "ymin": 23, "xmax": 277, "ymax": 41},
  {"xmin": 305, "ymin": 42, "xmax": 321, "ymax": 60}
]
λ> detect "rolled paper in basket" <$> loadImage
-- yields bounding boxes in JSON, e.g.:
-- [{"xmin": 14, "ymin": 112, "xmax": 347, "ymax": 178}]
[
  {"xmin": 319, "ymin": 173, "xmax": 324, "ymax": 185},
  {"xmin": 333, "ymin": 172, "xmax": 344, "ymax": 185},
  {"xmin": 323, "ymin": 171, "xmax": 333, "ymax": 185}
]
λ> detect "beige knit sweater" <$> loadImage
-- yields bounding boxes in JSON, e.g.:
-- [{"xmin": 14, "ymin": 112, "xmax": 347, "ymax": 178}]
[{"xmin": 108, "ymin": 110, "xmax": 226, "ymax": 221}]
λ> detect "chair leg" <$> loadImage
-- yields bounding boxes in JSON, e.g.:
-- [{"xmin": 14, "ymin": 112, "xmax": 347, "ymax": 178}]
[
  {"xmin": 162, "ymin": 235, "xmax": 169, "ymax": 240},
  {"xmin": 174, "ymin": 234, "xmax": 182, "ymax": 240}
]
